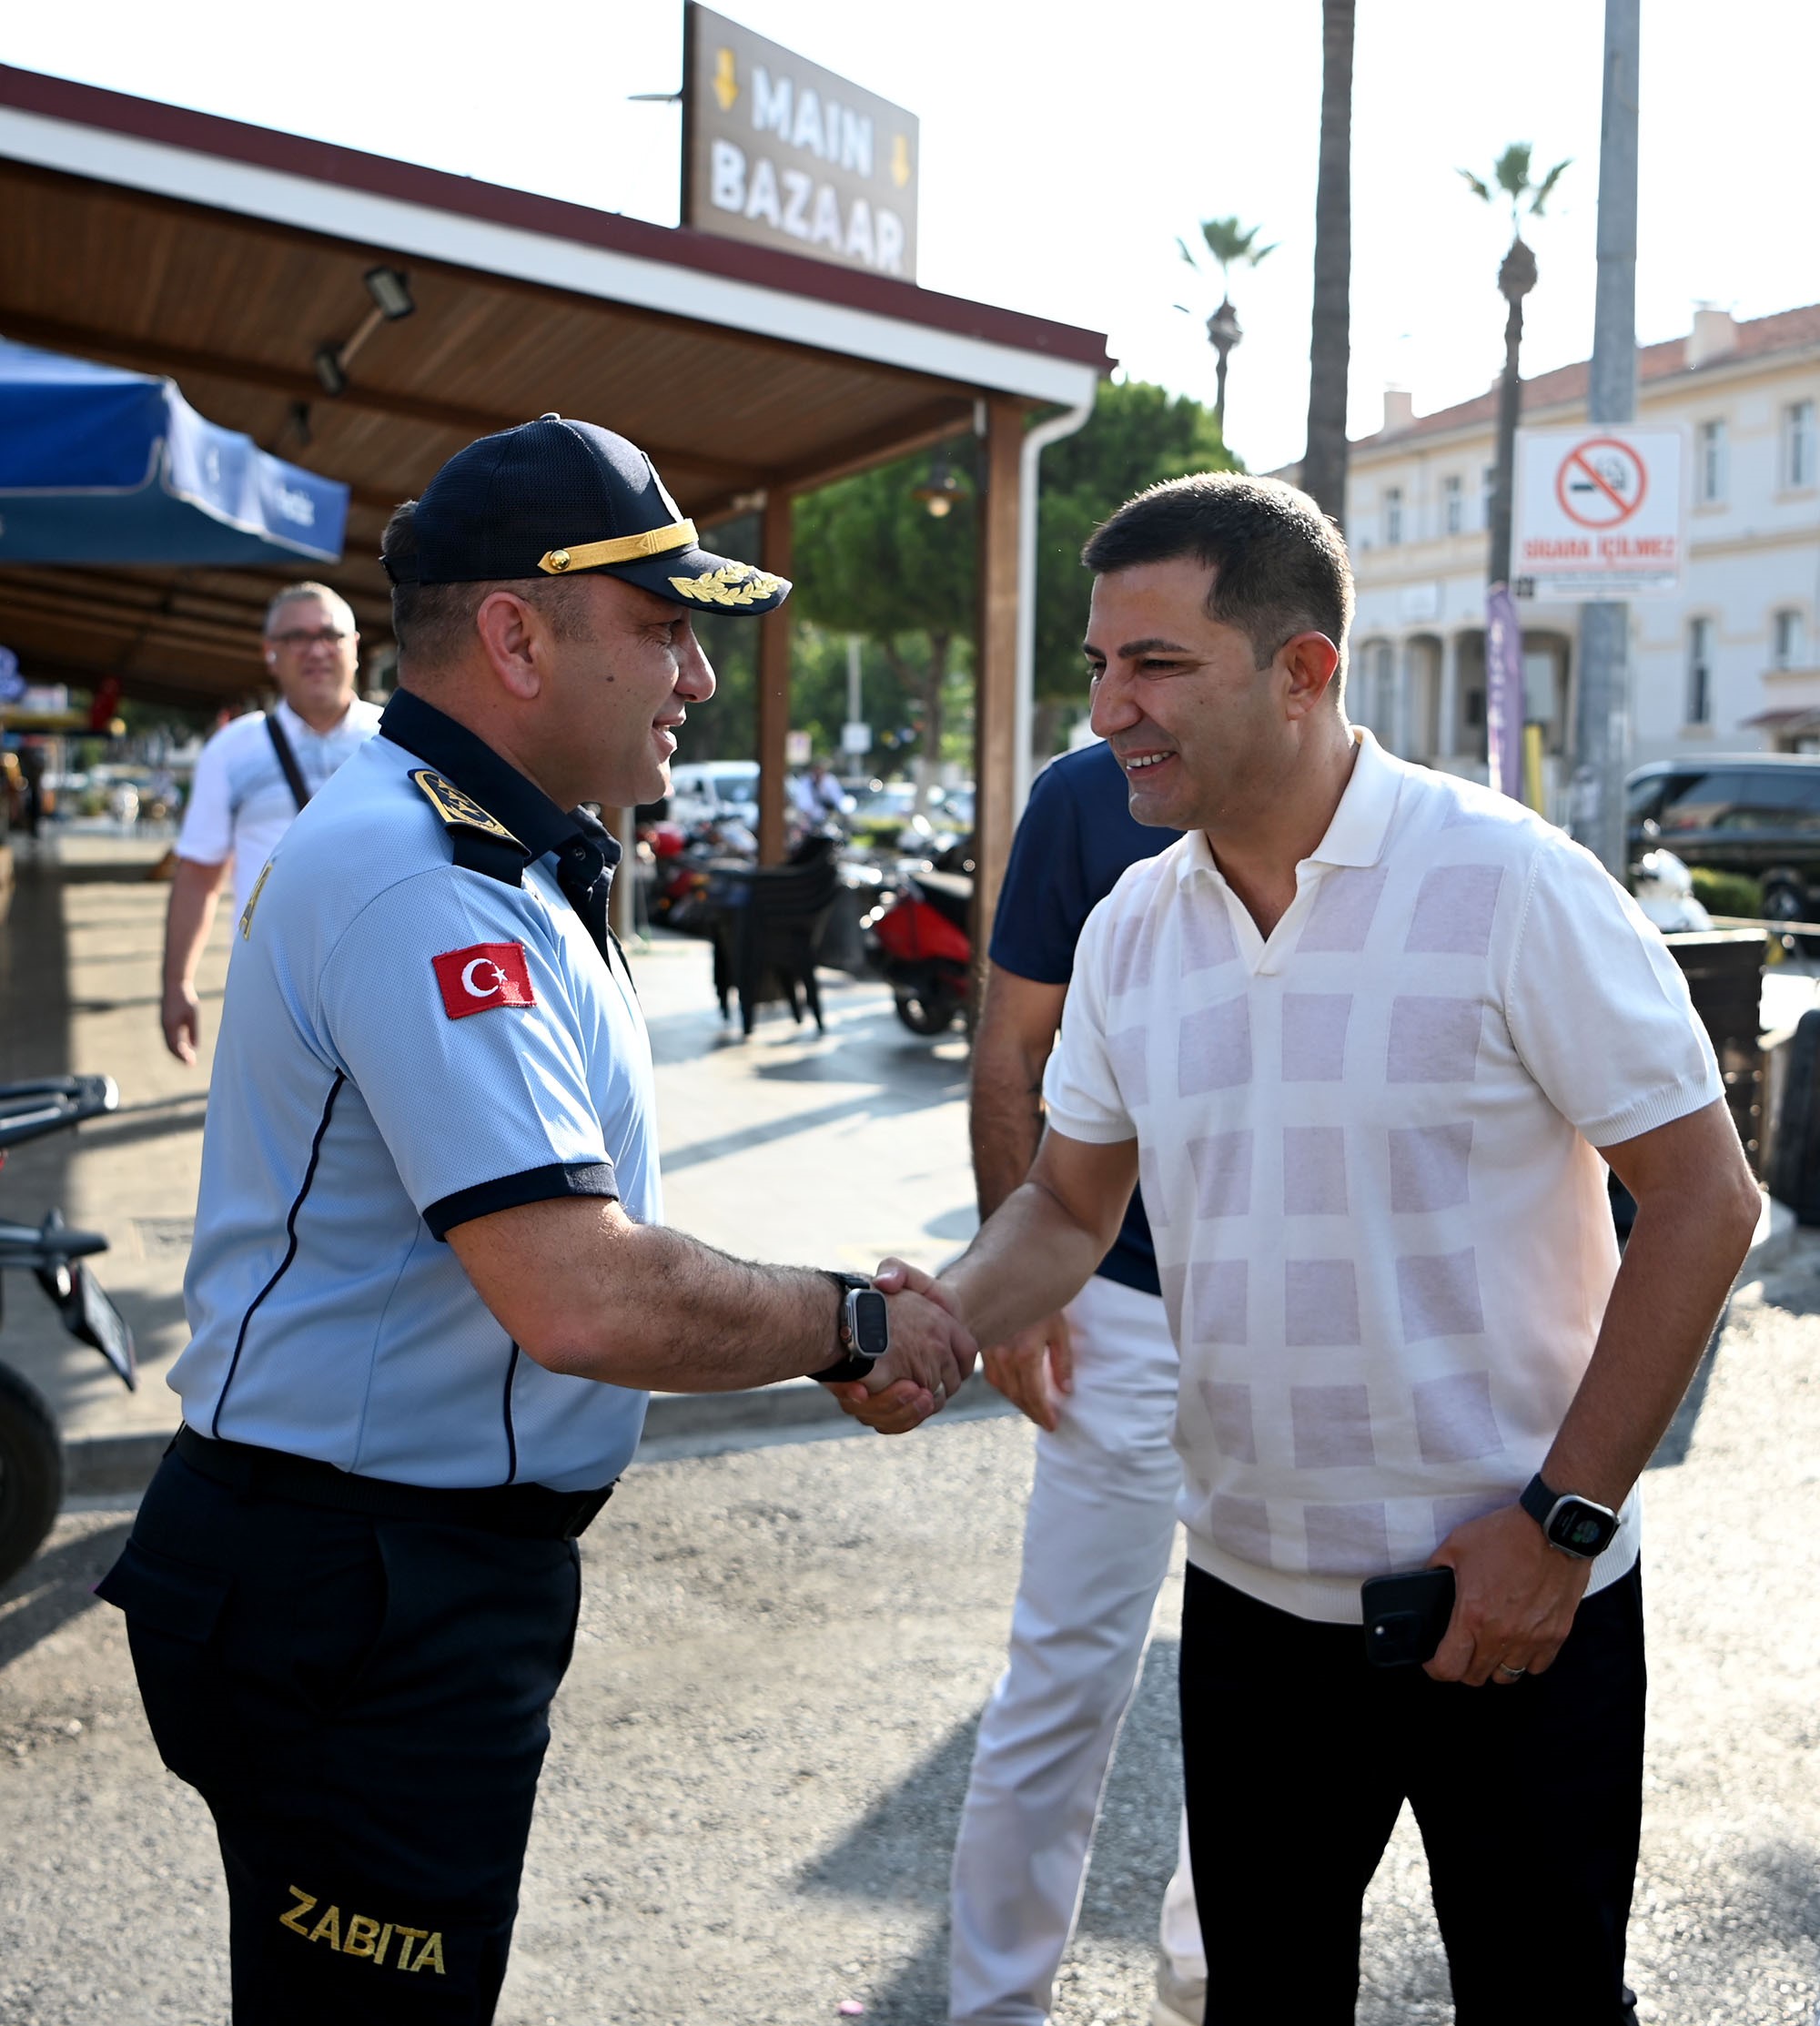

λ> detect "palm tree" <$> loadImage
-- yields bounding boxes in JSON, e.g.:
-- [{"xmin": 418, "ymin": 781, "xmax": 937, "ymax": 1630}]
[
  {"xmin": 1300, "ymin": 0, "xmax": 1355, "ymax": 530},
  {"xmin": 1462, "ymin": 144, "xmax": 1572, "ymax": 585},
  {"xmin": 1176, "ymin": 216, "xmax": 1277, "ymax": 434}
]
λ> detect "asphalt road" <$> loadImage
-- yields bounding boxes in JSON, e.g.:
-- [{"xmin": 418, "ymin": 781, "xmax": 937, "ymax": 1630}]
[{"xmin": 4, "ymin": 1244, "xmax": 1820, "ymax": 2025}]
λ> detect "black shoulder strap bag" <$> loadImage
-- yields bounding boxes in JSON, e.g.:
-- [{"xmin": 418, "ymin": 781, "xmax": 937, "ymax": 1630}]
[{"xmin": 266, "ymin": 713, "xmax": 311, "ymax": 813}]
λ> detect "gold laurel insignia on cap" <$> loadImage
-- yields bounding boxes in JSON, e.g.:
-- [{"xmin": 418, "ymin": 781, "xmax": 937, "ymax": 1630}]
[
  {"xmin": 667, "ymin": 563, "xmax": 785, "ymax": 607},
  {"xmin": 411, "ymin": 770, "xmax": 524, "ymax": 846}
]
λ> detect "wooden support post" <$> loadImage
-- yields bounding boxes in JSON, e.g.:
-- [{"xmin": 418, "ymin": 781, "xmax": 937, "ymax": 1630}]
[
  {"xmin": 972, "ymin": 397, "xmax": 1024, "ymax": 975},
  {"xmin": 756, "ymin": 489, "xmax": 794, "ymax": 866},
  {"xmin": 608, "ymin": 806, "xmax": 637, "ymax": 940}
]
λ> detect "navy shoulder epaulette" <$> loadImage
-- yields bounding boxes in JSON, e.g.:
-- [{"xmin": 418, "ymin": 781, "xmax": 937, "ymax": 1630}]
[{"xmin": 410, "ymin": 769, "xmax": 531, "ymax": 886}]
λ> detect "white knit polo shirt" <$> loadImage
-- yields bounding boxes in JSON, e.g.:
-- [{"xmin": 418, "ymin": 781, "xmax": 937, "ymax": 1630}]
[{"xmin": 1043, "ymin": 731, "xmax": 1723, "ymax": 1623}]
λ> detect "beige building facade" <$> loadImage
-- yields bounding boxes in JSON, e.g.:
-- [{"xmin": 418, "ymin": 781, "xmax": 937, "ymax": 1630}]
[{"xmin": 1342, "ymin": 305, "xmax": 1820, "ymax": 807}]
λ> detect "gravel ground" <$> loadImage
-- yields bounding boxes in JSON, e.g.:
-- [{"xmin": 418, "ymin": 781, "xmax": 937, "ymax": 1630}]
[{"xmin": 3, "ymin": 1244, "xmax": 1818, "ymax": 2025}]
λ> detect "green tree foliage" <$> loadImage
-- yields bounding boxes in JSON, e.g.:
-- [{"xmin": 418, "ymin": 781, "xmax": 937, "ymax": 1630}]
[
  {"xmin": 1458, "ymin": 144, "xmax": 1570, "ymax": 586},
  {"xmin": 1177, "ymin": 216, "xmax": 1278, "ymax": 291},
  {"xmin": 1459, "ymin": 143, "xmax": 1572, "ymax": 235},
  {"xmin": 671, "ymin": 509, "xmax": 975, "ymax": 775},
  {"xmin": 790, "ymin": 441, "xmax": 978, "ymax": 784},
  {"xmin": 782, "ymin": 624, "xmax": 975, "ymax": 772},
  {"xmin": 683, "ymin": 380, "xmax": 1235, "ymax": 775},
  {"xmin": 1030, "ymin": 379, "xmax": 1235, "ymax": 750},
  {"xmin": 1687, "ymin": 866, "xmax": 1763, "ymax": 918}
]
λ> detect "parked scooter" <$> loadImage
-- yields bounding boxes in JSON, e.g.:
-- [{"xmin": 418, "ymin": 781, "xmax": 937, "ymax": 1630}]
[
  {"xmin": 642, "ymin": 813, "xmax": 760, "ymax": 936},
  {"xmin": 1630, "ymin": 847, "xmax": 1714, "ymax": 934},
  {"xmin": 870, "ymin": 837, "xmax": 976, "ymax": 1035},
  {"xmin": 0, "ymin": 1076, "xmax": 136, "ymax": 1587}
]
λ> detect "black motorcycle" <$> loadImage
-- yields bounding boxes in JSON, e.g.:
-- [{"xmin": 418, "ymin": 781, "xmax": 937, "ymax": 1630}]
[{"xmin": 0, "ymin": 1076, "xmax": 136, "ymax": 1586}]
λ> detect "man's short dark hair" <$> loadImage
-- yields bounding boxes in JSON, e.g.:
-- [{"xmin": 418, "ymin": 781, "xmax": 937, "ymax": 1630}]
[
  {"xmin": 1081, "ymin": 473, "xmax": 1354, "ymax": 676},
  {"xmin": 382, "ymin": 500, "xmax": 588, "ymax": 671}
]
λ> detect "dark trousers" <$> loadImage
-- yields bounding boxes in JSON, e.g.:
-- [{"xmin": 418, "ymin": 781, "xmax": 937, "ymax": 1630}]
[
  {"xmin": 1178, "ymin": 1560, "xmax": 1646, "ymax": 2025},
  {"xmin": 98, "ymin": 1452, "xmax": 581, "ymax": 2024}
]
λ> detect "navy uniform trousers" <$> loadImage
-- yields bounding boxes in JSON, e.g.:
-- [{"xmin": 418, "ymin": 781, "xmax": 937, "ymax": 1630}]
[{"xmin": 98, "ymin": 1442, "xmax": 591, "ymax": 2024}]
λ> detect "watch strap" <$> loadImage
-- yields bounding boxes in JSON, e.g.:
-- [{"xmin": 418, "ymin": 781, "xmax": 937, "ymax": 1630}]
[
  {"xmin": 808, "ymin": 1271, "xmax": 878, "ymax": 1384},
  {"xmin": 1518, "ymin": 1473, "xmax": 1559, "ymax": 1531}
]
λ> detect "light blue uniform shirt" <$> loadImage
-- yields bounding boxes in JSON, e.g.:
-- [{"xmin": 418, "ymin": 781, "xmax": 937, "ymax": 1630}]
[{"xmin": 171, "ymin": 692, "xmax": 655, "ymax": 1492}]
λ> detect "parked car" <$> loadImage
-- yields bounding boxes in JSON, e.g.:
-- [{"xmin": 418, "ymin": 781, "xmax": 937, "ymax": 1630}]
[
  {"xmin": 845, "ymin": 779, "xmax": 972, "ymax": 852},
  {"xmin": 667, "ymin": 760, "xmax": 760, "ymax": 829},
  {"xmin": 1627, "ymin": 756, "xmax": 1820, "ymax": 923}
]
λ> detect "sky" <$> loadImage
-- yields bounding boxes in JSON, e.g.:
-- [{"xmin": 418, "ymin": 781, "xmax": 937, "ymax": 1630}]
[{"xmin": 5, "ymin": 0, "xmax": 1818, "ymax": 475}]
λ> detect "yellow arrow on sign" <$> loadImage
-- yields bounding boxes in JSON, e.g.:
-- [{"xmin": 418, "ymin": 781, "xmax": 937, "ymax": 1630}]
[
  {"xmin": 891, "ymin": 133, "xmax": 912, "ymax": 187},
  {"xmin": 713, "ymin": 47, "xmax": 738, "ymax": 111}
]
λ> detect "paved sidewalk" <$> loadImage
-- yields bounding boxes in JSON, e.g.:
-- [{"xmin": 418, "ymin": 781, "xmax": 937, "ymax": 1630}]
[
  {"xmin": 4, "ymin": 1241, "xmax": 1818, "ymax": 2023},
  {"xmin": 3, "ymin": 834, "xmax": 1816, "ymax": 2024},
  {"xmin": 0, "ymin": 834, "xmax": 987, "ymax": 1480}
]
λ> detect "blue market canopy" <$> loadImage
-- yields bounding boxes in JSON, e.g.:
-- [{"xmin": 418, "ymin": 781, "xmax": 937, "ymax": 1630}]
[{"xmin": 0, "ymin": 337, "xmax": 348, "ymax": 566}]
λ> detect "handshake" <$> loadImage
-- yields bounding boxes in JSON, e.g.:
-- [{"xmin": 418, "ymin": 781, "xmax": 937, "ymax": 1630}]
[{"xmin": 818, "ymin": 1259, "xmax": 978, "ymax": 1437}]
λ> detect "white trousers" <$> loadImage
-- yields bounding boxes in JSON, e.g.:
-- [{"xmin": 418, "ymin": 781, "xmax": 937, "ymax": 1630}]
[{"xmin": 949, "ymin": 1272, "xmax": 1204, "ymax": 2024}]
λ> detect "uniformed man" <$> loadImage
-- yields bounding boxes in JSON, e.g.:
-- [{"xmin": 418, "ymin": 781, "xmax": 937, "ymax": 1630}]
[{"xmin": 98, "ymin": 416, "xmax": 975, "ymax": 2026}]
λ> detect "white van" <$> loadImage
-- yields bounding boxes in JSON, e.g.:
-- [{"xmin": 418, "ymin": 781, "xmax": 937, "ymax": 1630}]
[{"xmin": 666, "ymin": 761, "xmax": 760, "ymax": 829}]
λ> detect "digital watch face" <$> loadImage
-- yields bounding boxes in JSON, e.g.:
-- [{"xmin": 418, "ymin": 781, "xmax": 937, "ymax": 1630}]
[
  {"xmin": 850, "ymin": 1290, "xmax": 890, "ymax": 1359},
  {"xmin": 1552, "ymin": 1503, "xmax": 1613, "ymax": 1555}
]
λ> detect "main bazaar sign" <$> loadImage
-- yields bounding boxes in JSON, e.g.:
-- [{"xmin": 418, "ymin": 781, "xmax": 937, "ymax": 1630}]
[{"xmin": 682, "ymin": 3, "xmax": 920, "ymax": 281}]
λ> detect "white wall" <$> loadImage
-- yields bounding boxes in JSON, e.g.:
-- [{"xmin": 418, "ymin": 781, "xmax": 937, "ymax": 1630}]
[{"xmin": 1345, "ymin": 341, "xmax": 1820, "ymax": 770}]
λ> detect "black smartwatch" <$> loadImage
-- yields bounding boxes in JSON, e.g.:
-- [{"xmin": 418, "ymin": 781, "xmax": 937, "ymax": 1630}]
[
  {"xmin": 1519, "ymin": 1474, "xmax": 1621, "ymax": 1560},
  {"xmin": 809, "ymin": 1271, "xmax": 890, "ymax": 1383}
]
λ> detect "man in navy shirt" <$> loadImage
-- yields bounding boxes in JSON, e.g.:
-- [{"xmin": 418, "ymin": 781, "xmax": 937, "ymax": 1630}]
[{"xmin": 946, "ymin": 739, "xmax": 1205, "ymax": 2026}]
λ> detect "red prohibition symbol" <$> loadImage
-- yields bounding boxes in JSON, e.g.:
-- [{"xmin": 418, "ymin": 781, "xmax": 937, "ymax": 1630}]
[{"xmin": 1555, "ymin": 437, "xmax": 1647, "ymax": 529}]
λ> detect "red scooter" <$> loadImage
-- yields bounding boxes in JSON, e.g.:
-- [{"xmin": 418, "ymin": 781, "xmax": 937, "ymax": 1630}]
[{"xmin": 871, "ymin": 839, "xmax": 975, "ymax": 1036}]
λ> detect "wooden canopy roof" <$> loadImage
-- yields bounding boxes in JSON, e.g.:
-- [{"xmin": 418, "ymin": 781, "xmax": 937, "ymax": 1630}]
[{"xmin": 0, "ymin": 67, "xmax": 1109, "ymax": 709}]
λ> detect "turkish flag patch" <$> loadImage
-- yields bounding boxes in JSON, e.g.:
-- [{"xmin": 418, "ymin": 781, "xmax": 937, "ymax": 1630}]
[{"xmin": 432, "ymin": 942, "xmax": 536, "ymax": 1020}]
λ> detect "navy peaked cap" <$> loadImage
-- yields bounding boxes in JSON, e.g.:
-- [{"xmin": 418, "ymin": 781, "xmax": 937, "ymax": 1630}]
[{"xmin": 381, "ymin": 414, "xmax": 790, "ymax": 615}]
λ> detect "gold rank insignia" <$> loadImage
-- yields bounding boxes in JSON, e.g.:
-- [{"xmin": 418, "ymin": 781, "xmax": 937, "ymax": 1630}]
[
  {"xmin": 238, "ymin": 858, "xmax": 274, "ymax": 940},
  {"xmin": 667, "ymin": 563, "xmax": 787, "ymax": 608},
  {"xmin": 410, "ymin": 770, "xmax": 524, "ymax": 847}
]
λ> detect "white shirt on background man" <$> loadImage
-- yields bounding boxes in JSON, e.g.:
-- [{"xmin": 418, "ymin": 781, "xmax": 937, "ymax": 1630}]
[{"xmin": 178, "ymin": 694, "xmax": 383, "ymax": 917}]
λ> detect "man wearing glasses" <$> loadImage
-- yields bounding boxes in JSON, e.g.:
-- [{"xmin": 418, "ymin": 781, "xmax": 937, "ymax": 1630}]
[{"xmin": 160, "ymin": 582, "xmax": 382, "ymax": 1064}]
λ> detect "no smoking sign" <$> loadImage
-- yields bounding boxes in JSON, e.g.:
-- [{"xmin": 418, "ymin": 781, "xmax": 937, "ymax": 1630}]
[
  {"xmin": 1555, "ymin": 438, "xmax": 1646, "ymax": 528},
  {"xmin": 1516, "ymin": 427, "xmax": 1683, "ymax": 598}
]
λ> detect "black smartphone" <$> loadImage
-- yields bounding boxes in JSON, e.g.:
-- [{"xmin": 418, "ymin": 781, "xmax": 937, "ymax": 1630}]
[{"xmin": 1360, "ymin": 1566, "xmax": 1456, "ymax": 1668}]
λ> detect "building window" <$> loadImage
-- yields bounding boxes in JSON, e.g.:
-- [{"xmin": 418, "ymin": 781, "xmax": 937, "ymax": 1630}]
[
  {"xmin": 1481, "ymin": 464, "xmax": 1496, "ymax": 530},
  {"xmin": 1698, "ymin": 420, "xmax": 1727, "ymax": 504},
  {"xmin": 1774, "ymin": 609, "xmax": 1808, "ymax": 669},
  {"xmin": 1785, "ymin": 400, "xmax": 1817, "ymax": 490},
  {"xmin": 1443, "ymin": 474, "xmax": 1464, "ymax": 534},
  {"xmin": 1384, "ymin": 487, "xmax": 1403, "ymax": 546},
  {"xmin": 1687, "ymin": 617, "xmax": 1714, "ymax": 724}
]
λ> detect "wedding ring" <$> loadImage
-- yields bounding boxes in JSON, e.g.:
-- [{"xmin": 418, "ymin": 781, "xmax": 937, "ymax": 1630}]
[
  {"xmin": 1494, "ymin": 1661, "xmax": 1527, "ymax": 1679},
  {"xmin": 932, "ymin": 1383, "xmax": 946, "ymax": 1406}
]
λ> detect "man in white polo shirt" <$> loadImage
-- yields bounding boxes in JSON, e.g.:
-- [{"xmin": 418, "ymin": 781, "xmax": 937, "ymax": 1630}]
[
  {"xmin": 160, "ymin": 582, "xmax": 382, "ymax": 1063},
  {"xmin": 887, "ymin": 474, "xmax": 1760, "ymax": 2021}
]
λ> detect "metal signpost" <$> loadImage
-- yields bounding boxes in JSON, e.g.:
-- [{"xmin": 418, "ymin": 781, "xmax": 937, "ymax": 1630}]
[
  {"xmin": 1568, "ymin": 0, "xmax": 1643, "ymax": 875},
  {"xmin": 682, "ymin": 3, "xmax": 920, "ymax": 280}
]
